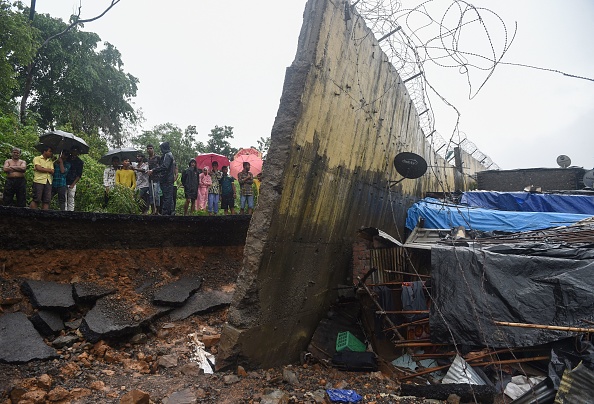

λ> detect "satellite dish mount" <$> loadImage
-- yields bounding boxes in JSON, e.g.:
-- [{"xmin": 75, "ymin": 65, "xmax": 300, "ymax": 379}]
[{"xmin": 390, "ymin": 152, "xmax": 428, "ymax": 187}]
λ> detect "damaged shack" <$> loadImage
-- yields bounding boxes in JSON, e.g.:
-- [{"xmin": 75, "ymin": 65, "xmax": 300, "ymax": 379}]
[{"xmin": 332, "ymin": 189, "xmax": 594, "ymax": 402}]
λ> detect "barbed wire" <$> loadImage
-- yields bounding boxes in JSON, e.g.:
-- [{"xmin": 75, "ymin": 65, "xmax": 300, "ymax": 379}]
[{"xmin": 351, "ymin": 0, "xmax": 528, "ymax": 170}]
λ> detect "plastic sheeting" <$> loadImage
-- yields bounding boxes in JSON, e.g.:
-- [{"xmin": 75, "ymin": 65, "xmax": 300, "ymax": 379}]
[
  {"xmin": 461, "ymin": 191, "xmax": 594, "ymax": 214},
  {"xmin": 429, "ymin": 244, "xmax": 594, "ymax": 347},
  {"xmin": 405, "ymin": 198, "xmax": 592, "ymax": 232}
]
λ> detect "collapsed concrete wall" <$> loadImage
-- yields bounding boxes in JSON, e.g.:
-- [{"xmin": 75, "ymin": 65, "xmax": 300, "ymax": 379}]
[{"xmin": 218, "ymin": 0, "xmax": 471, "ymax": 369}]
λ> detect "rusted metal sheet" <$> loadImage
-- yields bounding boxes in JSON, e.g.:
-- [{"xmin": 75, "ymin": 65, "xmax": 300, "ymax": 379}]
[{"xmin": 370, "ymin": 248, "xmax": 406, "ymax": 284}]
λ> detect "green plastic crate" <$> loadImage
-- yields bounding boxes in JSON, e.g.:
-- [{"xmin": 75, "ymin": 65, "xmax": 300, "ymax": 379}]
[{"xmin": 335, "ymin": 331, "xmax": 366, "ymax": 352}]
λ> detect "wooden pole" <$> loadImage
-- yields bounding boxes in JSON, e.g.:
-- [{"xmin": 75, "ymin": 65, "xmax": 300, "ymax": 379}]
[
  {"xmin": 385, "ymin": 318, "xmax": 429, "ymax": 331},
  {"xmin": 494, "ymin": 321, "xmax": 594, "ymax": 333},
  {"xmin": 399, "ymin": 355, "xmax": 550, "ymax": 381},
  {"xmin": 384, "ymin": 271, "xmax": 431, "ymax": 278},
  {"xmin": 377, "ymin": 310, "xmax": 429, "ymax": 315},
  {"xmin": 480, "ymin": 356, "xmax": 550, "ymax": 367},
  {"xmin": 393, "ymin": 342, "xmax": 450, "ymax": 348}
]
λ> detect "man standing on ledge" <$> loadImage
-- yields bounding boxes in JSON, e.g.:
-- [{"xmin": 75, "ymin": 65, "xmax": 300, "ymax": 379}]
[
  {"xmin": 2, "ymin": 147, "xmax": 27, "ymax": 207},
  {"xmin": 65, "ymin": 146, "xmax": 84, "ymax": 211},
  {"xmin": 30, "ymin": 146, "xmax": 54, "ymax": 210},
  {"xmin": 149, "ymin": 142, "xmax": 175, "ymax": 215},
  {"xmin": 237, "ymin": 161, "xmax": 254, "ymax": 214}
]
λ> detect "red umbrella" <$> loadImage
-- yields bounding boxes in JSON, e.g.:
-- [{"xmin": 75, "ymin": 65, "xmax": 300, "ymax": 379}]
[
  {"xmin": 194, "ymin": 153, "xmax": 230, "ymax": 171},
  {"xmin": 230, "ymin": 153, "xmax": 263, "ymax": 179}
]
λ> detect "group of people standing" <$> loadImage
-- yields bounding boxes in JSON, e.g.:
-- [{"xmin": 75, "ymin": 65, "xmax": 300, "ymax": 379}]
[
  {"xmin": 102, "ymin": 142, "xmax": 259, "ymax": 216},
  {"xmin": 2, "ymin": 146, "xmax": 84, "ymax": 210},
  {"xmin": 103, "ymin": 142, "xmax": 177, "ymax": 215},
  {"xmin": 3, "ymin": 142, "xmax": 259, "ymax": 216},
  {"xmin": 180, "ymin": 160, "xmax": 256, "ymax": 216}
]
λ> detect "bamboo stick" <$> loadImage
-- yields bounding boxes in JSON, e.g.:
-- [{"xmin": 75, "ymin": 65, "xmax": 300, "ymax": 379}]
[
  {"xmin": 384, "ymin": 318, "xmax": 429, "ymax": 330},
  {"xmin": 392, "ymin": 342, "xmax": 450, "ymax": 348},
  {"xmin": 399, "ymin": 355, "xmax": 549, "ymax": 381},
  {"xmin": 494, "ymin": 321, "xmax": 594, "ymax": 333},
  {"xmin": 398, "ymin": 364, "xmax": 451, "ymax": 380},
  {"xmin": 412, "ymin": 347, "xmax": 542, "ymax": 361},
  {"xmin": 412, "ymin": 353, "xmax": 456, "ymax": 359},
  {"xmin": 377, "ymin": 310, "xmax": 429, "ymax": 315},
  {"xmin": 480, "ymin": 356, "xmax": 550, "ymax": 367},
  {"xmin": 358, "ymin": 276, "xmax": 405, "ymax": 341},
  {"xmin": 383, "ymin": 271, "xmax": 431, "ymax": 278}
]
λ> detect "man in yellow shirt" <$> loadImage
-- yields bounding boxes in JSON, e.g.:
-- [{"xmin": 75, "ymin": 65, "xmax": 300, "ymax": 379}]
[
  {"xmin": 30, "ymin": 146, "xmax": 54, "ymax": 210},
  {"xmin": 115, "ymin": 158, "xmax": 136, "ymax": 190}
]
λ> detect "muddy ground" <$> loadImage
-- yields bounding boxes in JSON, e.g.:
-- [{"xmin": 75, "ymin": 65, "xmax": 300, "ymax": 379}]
[
  {"xmin": 0, "ymin": 250, "xmax": 434, "ymax": 404},
  {"xmin": 0, "ymin": 209, "xmax": 448, "ymax": 403}
]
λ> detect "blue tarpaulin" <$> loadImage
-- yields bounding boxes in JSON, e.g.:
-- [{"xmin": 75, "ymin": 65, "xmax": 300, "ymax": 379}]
[
  {"xmin": 461, "ymin": 191, "xmax": 594, "ymax": 215},
  {"xmin": 405, "ymin": 198, "xmax": 592, "ymax": 232}
]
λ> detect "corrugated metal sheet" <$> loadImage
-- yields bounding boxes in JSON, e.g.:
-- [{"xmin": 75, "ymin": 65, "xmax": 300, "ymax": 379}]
[
  {"xmin": 370, "ymin": 247, "xmax": 406, "ymax": 284},
  {"xmin": 511, "ymin": 378, "xmax": 555, "ymax": 404},
  {"xmin": 554, "ymin": 362, "xmax": 594, "ymax": 403},
  {"xmin": 442, "ymin": 354, "xmax": 486, "ymax": 385}
]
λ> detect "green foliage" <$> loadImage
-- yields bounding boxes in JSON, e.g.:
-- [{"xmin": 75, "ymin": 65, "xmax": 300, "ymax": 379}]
[
  {"xmin": 73, "ymin": 154, "xmax": 106, "ymax": 212},
  {"xmin": 132, "ymin": 123, "xmax": 204, "ymax": 165},
  {"xmin": 15, "ymin": 9, "xmax": 138, "ymax": 145},
  {"xmin": 206, "ymin": 125, "xmax": 237, "ymax": 159},
  {"xmin": 0, "ymin": 0, "xmax": 37, "ymax": 114},
  {"xmin": 256, "ymin": 136, "xmax": 270, "ymax": 159},
  {"xmin": 104, "ymin": 184, "xmax": 140, "ymax": 214}
]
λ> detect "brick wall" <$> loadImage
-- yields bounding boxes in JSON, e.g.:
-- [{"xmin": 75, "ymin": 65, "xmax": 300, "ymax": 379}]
[{"xmin": 352, "ymin": 240, "xmax": 372, "ymax": 285}]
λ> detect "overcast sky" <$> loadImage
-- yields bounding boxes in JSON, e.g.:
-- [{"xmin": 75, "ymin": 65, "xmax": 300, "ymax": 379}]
[{"xmin": 35, "ymin": 1, "xmax": 593, "ymax": 170}]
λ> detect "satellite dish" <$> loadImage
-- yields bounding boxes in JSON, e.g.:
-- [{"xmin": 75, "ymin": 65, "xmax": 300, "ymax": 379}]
[
  {"xmin": 557, "ymin": 155, "xmax": 571, "ymax": 168},
  {"xmin": 583, "ymin": 170, "xmax": 594, "ymax": 188},
  {"xmin": 390, "ymin": 152, "xmax": 428, "ymax": 187},
  {"xmin": 394, "ymin": 152, "xmax": 428, "ymax": 179}
]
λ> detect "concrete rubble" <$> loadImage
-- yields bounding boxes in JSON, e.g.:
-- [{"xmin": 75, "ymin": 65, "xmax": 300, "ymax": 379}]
[{"xmin": 0, "ymin": 312, "xmax": 58, "ymax": 363}]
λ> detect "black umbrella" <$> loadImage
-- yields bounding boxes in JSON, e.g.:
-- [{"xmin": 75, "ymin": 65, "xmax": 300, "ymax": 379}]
[
  {"xmin": 99, "ymin": 147, "xmax": 139, "ymax": 165},
  {"xmin": 38, "ymin": 130, "xmax": 90, "ymax": 154}
]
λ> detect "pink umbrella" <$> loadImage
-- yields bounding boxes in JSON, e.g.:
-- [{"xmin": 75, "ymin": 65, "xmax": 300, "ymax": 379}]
[
  {"xmin": 233, "ymin": 147, "xmax": 262, "ymax": 160},
  {"xmin": 230, "ymin": 153, "xmax": 263, "ymax": 179},
  {"xmin": 195, "ymin": 153, "xmax": 230, "ymax": 171}
]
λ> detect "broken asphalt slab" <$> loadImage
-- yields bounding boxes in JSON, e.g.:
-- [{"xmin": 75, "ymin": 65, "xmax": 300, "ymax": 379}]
[
  {"xmin": 30, "ymin": 310, "xmax": 64, "ymax": 336},
  {"xmin": 152, "ymin": 276, "xmax": 203, "ymax": 307},
  {"xmin": 80, "ymin": 295, "xmax": 171, "ymax": 342},
  {"xmin": 0, "ymin": 312, "xmax": 58, "ymax": 363},
  {"xmin": 73, "ymin": 282, "xmax": 116, "ymax": 303},
  {"xmin": 21, "ymin": 280, "xmax": 75, "ymax": 310},
  {"xmin": 168, "ymin": 290, "xmax": 233, "ymax": 321}
]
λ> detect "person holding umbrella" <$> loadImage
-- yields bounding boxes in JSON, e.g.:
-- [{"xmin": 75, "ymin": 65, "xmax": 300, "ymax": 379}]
[
  {"xmin": 65, "ymin": 146, "xmax": 84, "ymax": 211},
  {"xmin": 30, "ymin": 146, "xmax": 54, "ymax": 210},
  {"xmin": 148, "ymin": 142, "xmax": 175, "ymax": 215},
  {"xmin": 51, "ymin": 151, "xmax": 70, "ymax": 211}
]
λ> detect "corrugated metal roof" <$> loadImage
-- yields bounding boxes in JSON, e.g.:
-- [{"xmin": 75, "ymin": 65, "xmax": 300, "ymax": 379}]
[
  {"xmin": 554, "ymin": 362, "xmax": 594, "ymax": 403},
  {"xmin": 511, "ymin": 378, "xmax": 555, "ymax": 404},
  {"xmin": 442, "ymin": 354, "xmax": 486, "ymax": 385}
]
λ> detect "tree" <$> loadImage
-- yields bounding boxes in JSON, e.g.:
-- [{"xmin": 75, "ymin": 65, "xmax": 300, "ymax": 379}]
[
  {"xmin": 132, "ymin": 123, "xmax": 204, "ymax": 165},
  {"xmin": 14, "ymin": 3, "xmax": 137, "ymax": 145},
  {"xmin": 206, "ymin": 125, "xmax": 237, "ymax": 160},
  {"xmin": 256, "ymin": 136, "xmax": 270, "ymax": 159},
  {"xmin": 0, "ymin": 0, "xmax": 37, "ymax": 114}
]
